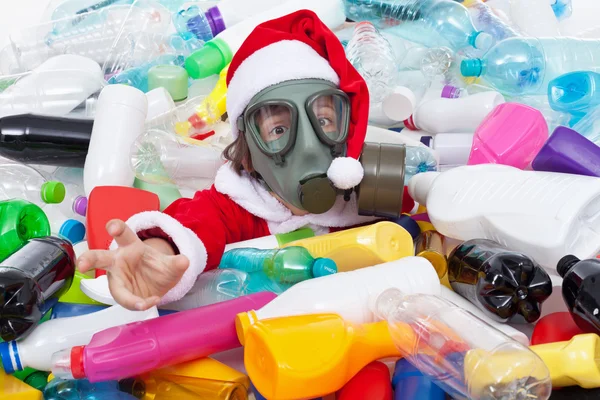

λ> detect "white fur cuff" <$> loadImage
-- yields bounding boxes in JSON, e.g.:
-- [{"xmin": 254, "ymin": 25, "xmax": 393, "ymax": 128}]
[{"xmin": 110, "ymin": 211, "xmax": 208, "ymax": 304}]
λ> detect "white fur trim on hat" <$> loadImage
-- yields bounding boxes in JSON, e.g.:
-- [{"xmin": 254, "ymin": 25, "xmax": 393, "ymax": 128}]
[
  {"xmin": 227, "ymin": 40, "xmax": 340, "ymax": 137},
  {"xmin": 327, "ymin": 157, "xmax": 364, "ymax": 190},
  {"xmin": 110, "ymin": 211, "xmax": 208, "ymax": 305}
]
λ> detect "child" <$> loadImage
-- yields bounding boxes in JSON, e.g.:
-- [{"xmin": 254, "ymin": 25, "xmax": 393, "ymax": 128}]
[{"xmin": 77, "ymin": 10, "xmax": 415, "ymax": 310}]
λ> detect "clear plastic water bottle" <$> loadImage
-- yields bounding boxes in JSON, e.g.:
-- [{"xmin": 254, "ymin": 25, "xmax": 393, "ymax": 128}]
[
  {"xmin": 0, "ymin": 164, "xmax": 65, "ymax": 207},
  {"xmin": 44, "ymin": 377, "xmax": 138, "ymax": 400},
  {"xmin": 509, "ymin": 0, "xmax": 560, "ymax": 37},
  {"xmin": 343, "ymin": 0, "xmax": 493, "ymax": 52},
  {"xmin": 219, "ymin": 247, "xmax": 337, "ymax": 285},
  {"xmin": 373, "ymin": 288, "xmax": 552, "ymax": 400},
  {"xmin": 108, "ymin": 54, "xmax": 185, "ymax": 93},
  {"xmin": 345, "ymin": 22, "xmax": 398, "ymax": 104},
  {"xmin": 572, "ymin": 106, "xmax": 600, "ymax": 144},
  {"xmin": 466, "ymin": 0, "xmax": 520, "ymax": 42},
  {"xmin": 461, "ymin": 38, "xmax": 600, "ymax": 96},
  {"xmin": 174, "ymin": 4, "xmax": 214, "ymax": 42}
]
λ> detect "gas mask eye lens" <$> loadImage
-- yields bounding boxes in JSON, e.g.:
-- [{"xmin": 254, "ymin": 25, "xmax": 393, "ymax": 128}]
[
  {"xmin": 249, "ymin": 102, "xmax": 296, "ymax": 155},
  {"xmin": 307, "ymin": 91, "xmax": 350, "ymax": 145}
]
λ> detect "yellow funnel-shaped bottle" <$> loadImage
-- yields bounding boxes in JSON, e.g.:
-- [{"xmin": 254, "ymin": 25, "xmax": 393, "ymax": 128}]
[
  {"xmin": 0, "ymin": 370, "xmax": 43, "ymax": 400},
  {"xmin": 531, "ymin": 334, "xmax": 600, "ymax": 388},
  {"xmin": 134, "ymin": 375, "xmax": 246, "ymax": 400},
  {"xmin": 415, "ymin": 230, "xmax": 452, "ymax": 289},
  {"xmin": 282, "ymin": 221, "xmax": 414, "ymax": 272},
  {"xmin": 242, "ymin": 313, "xmax": 401, "ymax": 399},
  {"xmin": 152, "ymin": 358, "xmax": 249, "ymax": 390}
]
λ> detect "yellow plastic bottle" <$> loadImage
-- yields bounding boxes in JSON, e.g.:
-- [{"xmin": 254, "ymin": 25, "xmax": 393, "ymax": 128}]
[
  {"xmin": 415, "ymin": 230, "xmax": 452, "ymax": 289},
  {"xmin": 530, "ymin": 334, "xmax": 600, "ymax": 388},
  {"xmin": 151, "ymin": 358, "xmax": 249, "ymax": 390},
  {"xmin": 58, "ymin": 271, "xmax": 104, "ymax": 305},
  {"xmin": 282, "ymin": 221, "xmax": 414, "ymax": 272},
  {"xmin": 133, "ymin": 375, "xmax": 246, "ymax": 400},
  {"xmin": 242, "ymin": 313, "xmax": 402, "ymax": 399},
  {"xmin": 0, "ymin": 370, "xmax": 43, "ymax": 400}
]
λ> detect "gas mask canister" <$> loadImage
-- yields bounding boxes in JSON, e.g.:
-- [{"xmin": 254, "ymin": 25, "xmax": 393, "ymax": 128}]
[{"xmin": 238, "ymin": 79, "xmax": 409, "ymax": 217}]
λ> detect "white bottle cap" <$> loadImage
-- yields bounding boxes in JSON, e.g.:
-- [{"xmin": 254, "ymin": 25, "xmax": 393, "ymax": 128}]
[
  {"xmin": 97, "ymin": 84, "xmax": 148, "ymax": 114},
  {"xmin": 431, "ymin": 133, "xmax": 475, "ymax": 166},
  {"xmin": 146, "ymin": 87, "xmax": 176, "ymax": 122},
  {"xmin": 382, "ymin": 86, "xmax": 417, "ymax": 122},
  {"xmin": 407, "ymin": 171, "xmax": 440, "ymax": 205}
]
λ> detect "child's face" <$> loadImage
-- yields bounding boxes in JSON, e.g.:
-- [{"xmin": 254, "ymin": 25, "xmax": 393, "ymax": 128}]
[{"xmin": 254, "ymin": 95, "xmax": 339, "ymax": 144}]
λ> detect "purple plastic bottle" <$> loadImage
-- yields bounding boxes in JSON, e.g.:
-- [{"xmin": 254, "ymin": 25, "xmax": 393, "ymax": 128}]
[
  {"xmin": 532, "ymin": 126, "xmax": 600, "ymax": 177},
  {"xmin": 50, "ymin": 292, "xmax": 277, "ymax": 382}
]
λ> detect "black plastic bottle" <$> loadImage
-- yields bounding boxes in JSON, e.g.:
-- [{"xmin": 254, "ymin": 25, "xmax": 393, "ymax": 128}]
[
  {"xmin": 0, "ymin": 237, "xmax": 76, "ymax": 341},
  {"xmin": 0, "ymin": 114, "xmax": 93, "ymax": 167},
  {"xmin": 557, "ymin": 255, "xmax": 600, "ymax": 335},
  {"xmin": 448, "ymin": 239, "xmax": 553, "ymax": 323}
]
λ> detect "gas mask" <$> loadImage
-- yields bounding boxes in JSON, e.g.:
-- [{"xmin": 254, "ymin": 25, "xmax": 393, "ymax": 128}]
[{"xmin": 238, "ymin": 79, "xmax": 417, "ymax": 217}]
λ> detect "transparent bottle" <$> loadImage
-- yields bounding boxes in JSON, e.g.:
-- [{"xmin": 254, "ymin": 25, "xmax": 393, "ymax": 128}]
[
  {"xmin": 174, "ymin": 4, "xmax": 214, "ymax": 42},
  {"xmin": 572, "ymin": 106, "xmax": 600, "ymax": 144},
  {"xmin": 345, "ymin": 22, "xmax": 398, "ymax": 104},
  {"xmin": 374, "ymin": 288, "xmax": 552, "ymax": 400},
  {"xmin": 461, "ymin": 38, "xmax": 600, "ymax": 96},
  {"xmin": 343, "ymin": 0, "xmax": 492, "ymax": 52},
  {"xmin": 131, "ymin": 129, "xmax": 224, "ymax": 190},
  {"xmin": 548, "ymin": 71, "xmax": 600, "ymax": 117},
  {"xmin": 509, "ymin": 0, "xmax": 560, "ymax": 37},
  {"xmin": 0, "ymin": 164, "xmax": 65, "ymax": 207},
  {"xmin": 219, "ymin": 247, "xmax": 337, "ymax": 284},
  {"xmin": 109, "ymin": 54, "xmax": 185, "ymax": 92},
  {"xmin": 466, "ymin": 0, "xmax": 520, "ymax": 42},
  {"xmin": 44, "ymin": 377, "xmax": 139, "ymax": 400}
]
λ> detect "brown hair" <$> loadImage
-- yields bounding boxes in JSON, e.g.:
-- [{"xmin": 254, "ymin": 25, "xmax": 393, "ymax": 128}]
[{"xmin": 223, "ymin": 131, "xmax": 255, "ymax": 176}]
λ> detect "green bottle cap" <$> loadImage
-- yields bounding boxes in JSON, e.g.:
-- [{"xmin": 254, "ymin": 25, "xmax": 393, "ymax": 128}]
[
  {"xmin": 275, "ymin": 227, "xmax": 315, "ymax": 247},
  {"xmin": 40, "ymin": 181, "xmax": 66, "ymax": 204},
  {"xmin": 185, "ymin": 38, "xmax": 233, "ymax": 79},
  {"xmin": 148, "ymin": 65, "xmax": 189, "ymax": 101},
  {"xmin": 312, "ymin": 258, "xmax": 337, "ymax": 278}
]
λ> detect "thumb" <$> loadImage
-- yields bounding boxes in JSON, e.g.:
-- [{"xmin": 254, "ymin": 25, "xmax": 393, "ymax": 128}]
[
  {"xmin": 107, "ymin": 219, "xmax": 141, "ymax": 248},
  {"xmin": 168, "ymin": 254, "xmax": 190, "ymax": 278}
]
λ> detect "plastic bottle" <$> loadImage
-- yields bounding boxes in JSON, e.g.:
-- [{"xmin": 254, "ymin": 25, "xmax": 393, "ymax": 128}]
[
  {"xmin": 378, "ymin": 83, "xmax": 451, "ymax": 124},
  {"xmin": 509, "ymin": 0, "xmax": 560, "ymax": 37},
  {"xmin": 572, "ymin": 105, "xmax": 600, "ymax": 144},
  {"xmin": 130, "ymin": 129, "xmax": 224, "ymax": 190},
  {"xmin": 57, "ymin": 183, "xmax": 87, "ymax": 218},
  {"xmin": 84, "ymin": 85, "xmax": 147, "ymax": 196},
  {"xmin": 548, "ymin": 71, "xmax": 600, "ymax": 116},
  {"xmin": 403, "ymin": 91, "xmax": 505, "ymax": 133},
  {"xmin": 0, "ymin": 370, "xmax": 43, "ymax": 399},
  {"xmin": 419, "ymin": 133, "xmax": 474, "ymax": 167},
  {"xmin": 0, "ymin": 237, "xmax": 76, "ymax": 341},
  {"xmin": 202, "ymin": 0, "xmax": 291, "ymax": 36},
  {"xmin": 530, "ymin": 334, "xmax": 600, "ymax": 389},
  {"xmin": 414, "ymin": 230, "xmax": 451, "ymax": 288},
  {"xmin": 128, "ymin": 375, "xmax": 248, "ymax": 399},
  {"xmin": 461, "ymin": 38, "xmax": 600, "ymax": 96},
  {"xmin": 184, "ymin": 0, "xmax": 346, "ymax": 79},
  {"xmin": 0, "ymin": 163, "xmax": 65, "ymax": 207},
  {"xmin": 219, "ymin": 247, "xmax": 337, "ymax": 283},
  {"xmin": 374, "ymin": 288, "xmax": 552, "ymax": 400},
  {"xmin": 337, "ymin": 361, "xmax": 392, "ymax": 400},
  {"xmin": 0, "ymin": 305, "xmax": 158, "ymax": 373},
  {"xmin": 12, "ymin": 368, "xmax": 50, "ymax": 392},
  {"xmin": 223, "ymin": 228, "xmax": 315, "ymax": 252},
  {"xmin": 235, "ymin": 257, "xmax": 441, "ymax": 338},
  {"xmin": 345, "ymin": 22, "xmax": 397, "ymax": 104},
  {"xmin": 551, "ymin": 0, "xmax": 573, "ymax": 20},
  {"xmin": 108, "ymin": 55, "xmax": 186, "ymax": 93},
  {"xmin": 392, "ymin": 358, "xmax": 445, "ymax": 400},
  {"xmin": 467, "ymin": 102, "xmax": 548, "ymax": 169},
  {"xmin": 280, "ymin": 222, "xmax": 414, "ymax": 272},
  {"xmin": 532, "ymin": 126, "xmax": 600, "ymax": 177},
  {"xmin": 242, "ymin": 313, "xmax": 400, "ymax": 399},
  {"xmin": 44, "ymin": 378, "xmax": 139, "ymax": 400},
  {"xmin": 466, "ymin": 0, "xmax": 520, "ymax": 42},
  {"xmin": 448, "ymin": 239, "xmax": 552, "ymax": 323},
  {"xmin": 342, "ymin": 0, "xmax": 492, "ymax": 52},
  {"xmin": 0, "ymin": 55, "xmax": 104, "ymax": 118},
  {"xmin": 0, "ymin": 114, "xmax": 93, "ymax": 168},
  {"xmin": 0, "ymin": 199, "xmax": 50, "ymax": 262},
  {"xmin": 407, "ymin": 164, "xmax": 600, "ymax": 269},
  {"xmin": 557, "ymin": 255, "xmax": 600, "ymax": 335},
  {"xmin": 173, "ymin": 4, "xmax": 214, "ymax": 42},
  {"xmin": 50, "ymin": 292, "xmax": 276, "ymax": 382},
  {"xmin": 151, "ymin": 357, "xmax": 250, "ymax": 390}
]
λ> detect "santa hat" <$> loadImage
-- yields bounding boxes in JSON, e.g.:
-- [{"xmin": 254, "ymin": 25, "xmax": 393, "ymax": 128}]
[{"xmin": 226, "ymin": 10, "xmax": 370, "ymax": 191}]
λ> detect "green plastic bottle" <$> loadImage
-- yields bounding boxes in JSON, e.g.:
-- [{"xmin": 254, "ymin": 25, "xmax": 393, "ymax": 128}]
[{"xmin": 0, "ymin": 199, "xmax": 50, "ymax": 261}]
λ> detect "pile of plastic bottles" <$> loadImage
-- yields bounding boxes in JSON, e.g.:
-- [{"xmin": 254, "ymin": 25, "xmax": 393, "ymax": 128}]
[{"xmin": 5, "ymin": 0, "xmax": 600, "ymax": 399}]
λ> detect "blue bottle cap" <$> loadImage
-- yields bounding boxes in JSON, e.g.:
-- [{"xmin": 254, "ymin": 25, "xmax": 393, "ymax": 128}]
[
  {"xmin": 312, "ymin": 258, "xmax": 337, "ymax": 278},
  {"xmin": 461, "ymin": 58, "xmax": 483, "ymax": 77},
  {"xmin": 59, "ymin": 219, "xmax": 86, "ymax": 244},
  {"xmin": 391, "ymin": 214, "xmax": 421, "ymax": 240},
  {"xmin": 0, "ymin": 341, "xmax": 19, "ymax": 374}
]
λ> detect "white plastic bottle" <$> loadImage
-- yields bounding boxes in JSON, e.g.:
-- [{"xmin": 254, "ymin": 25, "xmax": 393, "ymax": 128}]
[
  {"xmin": 0, "ymin": 55, "xmax": 104, "ymax": 118},
  {"xmin": 404, "ymin": 91, "xmax": 505, "ymax": 133},
  {"xmin": 206, "ymin": 0, "xmax": 290, "ymax": 33},
  {"xmin": 408, "ymin": 164, "xmax": 600, "ymax": 269},
  {"xmin": 185, "ymin": 0, "xmax": 346, "ymax": 78},
  {"xmin": 420, "ymin": 133, "xmax": 474, "ymax": 166},
  {"xmin": 509, "ymin": 0, "xmax": 560, "ymax": 37},
  {"xmin": 235, "ymin": 256, "xmax": 441, "ymax": 337},
  {"xmin": 0, "ymin": 305, "xmax": 158, "ymax": 373},
  {"xmin": 84, "ymin": 85, "xmax": 148, "ymax": 196}
]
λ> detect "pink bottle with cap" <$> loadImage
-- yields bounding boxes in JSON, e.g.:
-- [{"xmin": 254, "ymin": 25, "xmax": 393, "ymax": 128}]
[
  {"xmin": 50, "ymin": 292, "xmax": 276, "ymax": 382},
  {"xmin": 467, "ymin": 102, "xmax": 548, "ymax": 169}
]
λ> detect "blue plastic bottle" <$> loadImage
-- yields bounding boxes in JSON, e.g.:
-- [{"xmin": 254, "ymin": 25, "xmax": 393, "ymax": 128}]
[
  {"xmin": 461, "ymin": 38, "xmax": 600, "ymax": 96},
  {"xmin": 108, "ymin": 54, "xmax": 185, "ymax": 92},
  {"xmin": 392, "ymin": 358, "xmax": 446, "ymax": 400},
  {"xmin": 43, "ymin": 378, "xmax": 139, "ymax": 400},
  {"xmin": 343, "ymin": 0, "xmax": 492, "ymax": 51},
  {"xmin": 548, "ymin": 71, "xmax": 600, "ymax": 118}
]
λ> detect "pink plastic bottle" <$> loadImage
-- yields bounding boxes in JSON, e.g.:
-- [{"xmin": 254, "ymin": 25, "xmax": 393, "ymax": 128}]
[
  {"xmin": 50, "ymin": 292, "xmax": 276, "ymax": 382},
  {"xmin": 467, "ymin": 103, "xmax": 548, "ymax": 169}
]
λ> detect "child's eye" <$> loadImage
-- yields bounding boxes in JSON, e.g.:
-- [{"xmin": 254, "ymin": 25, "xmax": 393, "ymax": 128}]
[
  {"xmin": 269, "ymin": 126, "xmax": 289, "ymax": 136},
  {"xmin": 318, "ymin": 117, "xmax": 333, "ymax": 127}
]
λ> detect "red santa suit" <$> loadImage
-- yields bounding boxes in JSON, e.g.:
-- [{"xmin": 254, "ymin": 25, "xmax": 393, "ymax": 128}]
[{"xmin": 111, "ymin": 10, "xmax": 415, "ymax": 304}]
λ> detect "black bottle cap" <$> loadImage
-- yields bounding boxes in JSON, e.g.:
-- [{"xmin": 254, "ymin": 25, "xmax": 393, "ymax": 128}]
[
  {"xmin": 390, "ymin": 214, "xmax": 421, "ymax": 240},
  {"xmin": 557, "ymin": 255, "xmax": 580, "ymax": 277}
]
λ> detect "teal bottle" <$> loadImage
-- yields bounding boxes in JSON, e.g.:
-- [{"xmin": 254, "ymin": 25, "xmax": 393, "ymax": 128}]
[{"xmin": 44, "ymin": 378, "xmax": 139, "ymax": 400}]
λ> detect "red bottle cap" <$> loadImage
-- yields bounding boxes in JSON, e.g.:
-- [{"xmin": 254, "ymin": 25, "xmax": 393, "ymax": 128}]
[
  {"xmin": 530, "ymin": 312, "xmax": 583, "ymax": 345},
  {"xmin": 70, "ymin": 346, "xmax": 86, "ymax": 379},
  {"xmin": 336, "ymin": 361, "xmax": 392, "ymax": 400}
]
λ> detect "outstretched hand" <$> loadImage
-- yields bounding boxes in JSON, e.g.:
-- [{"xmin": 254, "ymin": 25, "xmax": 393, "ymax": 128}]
[{"xmin": 77, "ymin": 219, "xmax": 190, "ymax": 311}]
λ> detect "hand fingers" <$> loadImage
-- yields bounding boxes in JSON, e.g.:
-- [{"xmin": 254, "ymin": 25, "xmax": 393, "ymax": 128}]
[
  {"xmin": 107, "ymin": 219, "xmax": 140, "ymax": 248},
  {"xmin": 168, "ymin": 254, "xmax": 190, "ymax": 276},
  {"xmin": 77, "ymin": 250, "xmax": 116, "ymax": 273},
  {"xmin": 107, "ymin": 270, "xmax": 160, "ymax": 311}
]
